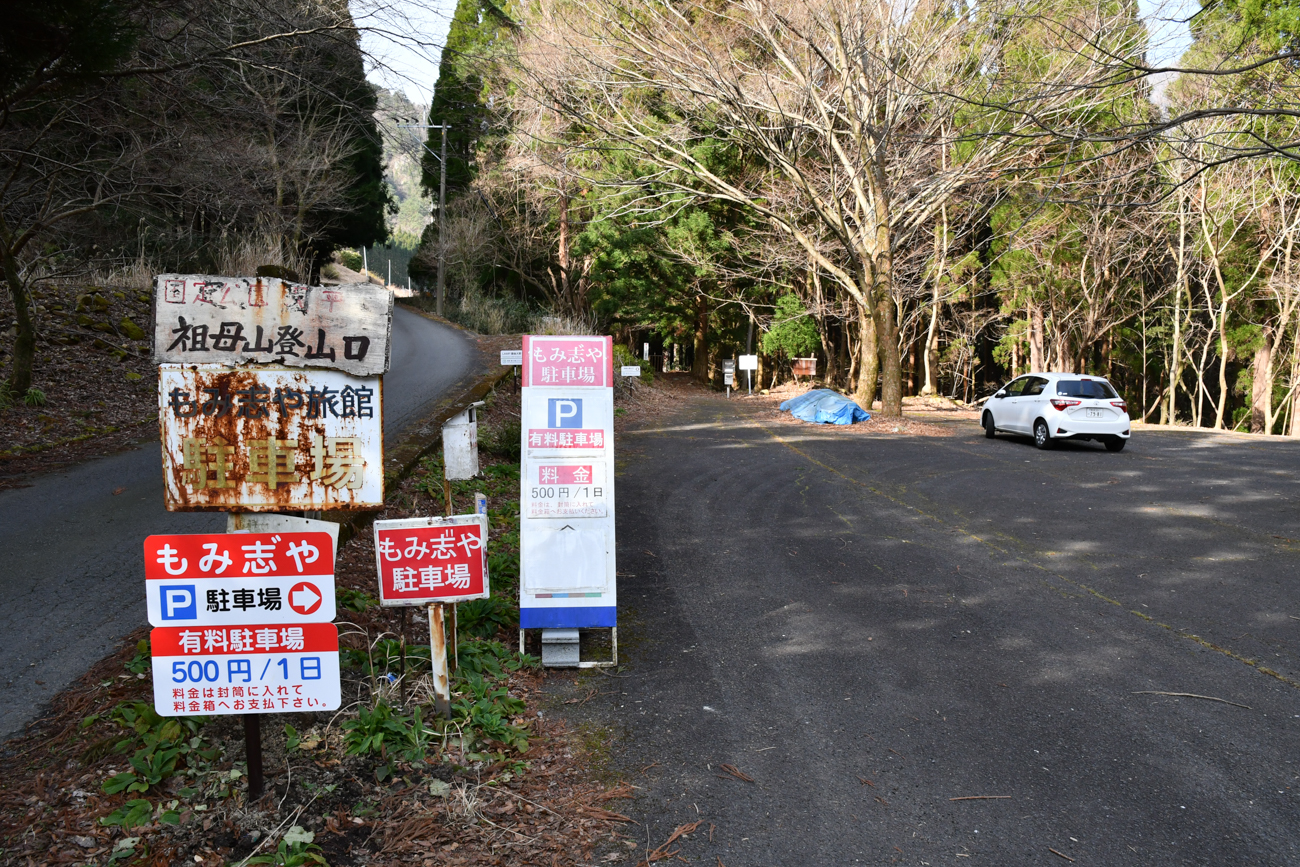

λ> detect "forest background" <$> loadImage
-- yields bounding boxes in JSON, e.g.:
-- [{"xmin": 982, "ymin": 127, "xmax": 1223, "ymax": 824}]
[{"xmin": 3, "ymin": 0, "xmax": 1300, "ymax": 432}]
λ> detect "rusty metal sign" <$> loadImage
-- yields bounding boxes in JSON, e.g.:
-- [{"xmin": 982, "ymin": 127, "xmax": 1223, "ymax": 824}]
[
  {"xmin": 159, "ymin": 364, "xmax": 383, "ymax": 511},
  {"xmin": 153, "ymin": 274, "xmax": 393, "ymax": 376}
]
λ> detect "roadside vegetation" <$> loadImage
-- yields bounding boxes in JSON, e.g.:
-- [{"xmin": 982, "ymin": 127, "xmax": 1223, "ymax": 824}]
[{"xmin": 0, "ymin": 383, "xmax": 644, "ymax": 866}]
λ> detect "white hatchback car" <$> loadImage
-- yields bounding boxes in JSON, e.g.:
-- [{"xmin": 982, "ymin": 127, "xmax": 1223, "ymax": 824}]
[{"xmin": 981, "ymin": 373, "xmax": 1131, "ymax": 451}]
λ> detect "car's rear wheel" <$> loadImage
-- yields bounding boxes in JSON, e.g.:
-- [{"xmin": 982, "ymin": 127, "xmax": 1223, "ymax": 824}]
[
  {"xmin": 1105, "ymin": 437, "xmax": 1127, "ymax": 452},
  {"xmin": 983, "ymin": 412, "xmax": 996, "ymax": 438},
  {"xmin": 1033, "ymin": 419, "xmax": 1052, "ymax": 450}
]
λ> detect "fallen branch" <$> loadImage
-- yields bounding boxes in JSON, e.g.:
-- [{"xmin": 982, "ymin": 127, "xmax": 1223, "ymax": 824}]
[
  {"xmin": 719, "ymin": 764, "xmax": 754, "ymax": 783},
  {"xmin": 1132, "ymin": 691, "xmax": 1251, "ymax": 709},
  {"xmin": 576, "ymin": 804, "xmax": 636, "ymax": 823},
  {"xmin": 637, "ymin": 820, "xmax": 703, "ymax": 865},
  {"xmin": 1048, "ymin": 847, "xmax": 1075, "ymax": 862},
  {"xmin": 949, "ymin": 795, "xmax": 1011, "ymax": 801}
]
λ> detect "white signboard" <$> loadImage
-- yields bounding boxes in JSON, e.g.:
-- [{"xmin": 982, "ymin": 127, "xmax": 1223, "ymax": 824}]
[
  {"xmin": 519, "ymin": 335, "xmax": 616, "ymax": 630},
  {"xmin": 159, "ymin": 364, "xmax": 383, "ymax": 511},
  {"xmin": 739, "ymin": 354, "xmax": 759, "ymax": 371},
  {"xmin": 153, "ymin": 274, "xmax": 392, "ymax": 376},
  {"xmin": 621, "ymin": 365, "xmax": 642, "ymax": 377},
  {"xmin": 521, "ymin": 390, "xmax": 613, "ymax": 455},
  {"xmin": 151, "ymin": 622, "xmax": 341, "ymax": 716},
  {"xmin": 501, "ymin": 349, "xmax": 524, "ymax": 366}
]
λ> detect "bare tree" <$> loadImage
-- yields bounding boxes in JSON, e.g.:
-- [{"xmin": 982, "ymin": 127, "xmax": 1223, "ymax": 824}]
[{"xmin": 508, "ymin": 0, "xmax": 1155, "ymax": 414}]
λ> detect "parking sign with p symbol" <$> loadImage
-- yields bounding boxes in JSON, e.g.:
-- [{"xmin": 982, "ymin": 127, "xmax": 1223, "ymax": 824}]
[
  {"xmin": 548, "ymin": 398, "xmax": 583, "ymax": 428},
  {"xmin": 160, "ymin": 585, "xmax": 196, "ymax": 620}
]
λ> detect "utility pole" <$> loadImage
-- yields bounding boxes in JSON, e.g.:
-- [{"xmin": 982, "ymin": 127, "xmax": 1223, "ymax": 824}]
[
  {"xmin": 437, "ymin": 122, "xmax": 447, "ymax": 315},
  {"xmin": 397, "ymin": 121, "xmax": 450, "ymax": 315}
]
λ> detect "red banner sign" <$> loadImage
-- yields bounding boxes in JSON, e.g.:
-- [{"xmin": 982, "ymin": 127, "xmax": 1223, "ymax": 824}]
[
  {"xmin": 373, "ymin": 516, "xmax": 489, "ymax": 605},
  {"xmin": 144, "ymin": 532, "xmax": 334, "ymax": 581},
  {"xmin": 522, "ymin": 335, "xmax": 612, "ymax": 388}
]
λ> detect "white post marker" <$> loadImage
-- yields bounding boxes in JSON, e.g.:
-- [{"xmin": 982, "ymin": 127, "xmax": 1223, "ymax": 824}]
[
  {"xmin": 441, "ymin": 403, "xmax": 482, "ymax": 481},
  {"xmin": 144, "ymin": 531, "xmax": 340, "ymax": 717},
  {"xmin": 518, "ymin": 335, "xmax": 617, "ymax": 667}
]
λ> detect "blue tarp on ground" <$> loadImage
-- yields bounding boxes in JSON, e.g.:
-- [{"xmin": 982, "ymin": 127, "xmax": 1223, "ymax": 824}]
[{"xmin": 778, "ymin": 389, "xmax": 871, "ymax": 425}]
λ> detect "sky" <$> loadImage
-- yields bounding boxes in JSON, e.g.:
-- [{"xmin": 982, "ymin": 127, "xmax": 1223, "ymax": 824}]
[{"xmin": 354, "ymin": 0, "xmax": 456, "ymax": 106}]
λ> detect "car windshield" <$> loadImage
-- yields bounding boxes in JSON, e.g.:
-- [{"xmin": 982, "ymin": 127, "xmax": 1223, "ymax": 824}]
[{"xmin": 1056, "ymin": 379, "xmax": 1117, "ymax": 399}]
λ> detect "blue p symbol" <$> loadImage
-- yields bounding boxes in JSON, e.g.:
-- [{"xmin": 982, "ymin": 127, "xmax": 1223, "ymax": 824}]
[
  {"xmin": 160, "ymin": 585, "xmax": 196, "ymax": 620},
  {"xmin": 548, "ymin": 399, "xmax": 582, "ymax": 428}
]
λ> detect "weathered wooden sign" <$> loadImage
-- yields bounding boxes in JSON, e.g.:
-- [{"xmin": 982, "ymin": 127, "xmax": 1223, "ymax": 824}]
[
  {"xmin": 159, "ymin": 364, "xmax": 383, "ymax": 511},
  {"xmin": 153, "ymin": 274, "xmax": 393, "ymax": 376}
]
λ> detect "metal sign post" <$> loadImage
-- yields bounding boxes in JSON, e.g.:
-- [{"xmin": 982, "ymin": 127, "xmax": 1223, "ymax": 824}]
[
  {"xmin": 150, "ymin": 271, "xmax": 391, "ymax": 804},
  {"xmin": 145, "ymin": 531, "xmax": 342, "ymax": 800},
  {"xmin": 373, "ymin": 514, "xmax": 489, "ymax": 717},
  {"xmin": 739, "ymin": 354, "xmax": 758, "ymax": 394}
]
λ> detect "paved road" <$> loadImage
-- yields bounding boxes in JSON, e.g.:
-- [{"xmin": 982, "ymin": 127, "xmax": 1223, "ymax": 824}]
[
  {"xmin": 0, "ymin": 307, "xmax": 475, "ymax": 740},
  {"xmin": 588, "ymin": 396, "xmax": 1300, "ymax": 866}
]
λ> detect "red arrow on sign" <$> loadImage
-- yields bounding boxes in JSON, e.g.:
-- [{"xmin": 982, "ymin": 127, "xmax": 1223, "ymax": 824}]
[{"xmin": 288, "ymin": 581, "xmax": 323, "ymax": 616}]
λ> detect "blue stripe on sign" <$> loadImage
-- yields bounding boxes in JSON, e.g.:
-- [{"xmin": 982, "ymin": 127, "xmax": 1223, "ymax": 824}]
[{"xmin": 520, "ymin": 606, "xmax": 617, "ymax": 628}]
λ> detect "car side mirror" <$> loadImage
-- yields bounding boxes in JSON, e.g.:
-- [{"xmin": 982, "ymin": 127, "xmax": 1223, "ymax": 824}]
[{"xmin": 994, "ymin": 391, "xmax": 1006, "ymax": 399}]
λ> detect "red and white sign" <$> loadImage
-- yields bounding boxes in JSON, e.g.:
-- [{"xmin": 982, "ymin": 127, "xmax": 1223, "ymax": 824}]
[
  {"xmin": 522, "ymin": 335, "xmax": 612, "ymax": 388},
  {"xmin": 150, "ymin": 622, "xmax": 340, "ymax": 716},
  {"xmin": 145, "ymin": 532, "xmax": 334, "ymax": 580},
  {"xmin": 144, "ymin": 532, "xmax": 335, "ymax": 627},
  {"xmin": 525, "ymin": 429, "xmax": 607, "ymax": 449},
  {"xmin": 373, "ymin": 514, "xmax": 489, "ymax": 606},
  {"xmin": 538, "ymin": 465, "xmax": 592, "ymax": 484}
]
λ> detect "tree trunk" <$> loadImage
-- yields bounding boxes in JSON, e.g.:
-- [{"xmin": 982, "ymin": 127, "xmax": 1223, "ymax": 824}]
[
  {"xmin": 922, "ymin": 293, "xmax": 940, "ymax": 394},
  {"xmin": 1251, "ymin": 329, "xmax": 1272, "ymax": 433},
  {"xmin": 855, "ymin": 303, "xmax": 878, "ymax": 409},
  {"xmin": 877, "ymin": 292, "xmax": 903, "ymax": 417},
  {"xmin": 691, "ymin": 294, "xmax": 709, "ymax": 383},
  {"xmin": 1029, "ymin": 304, "xmax": 1044, "ymax": 372},
  {"xmin": 0, "ymin": 238, "xmax": 35, "ymax": 395},
  {"xmin": 557, "ymin": 187, "xmax": 572, "ymax": 315},
  {"xmin": 1214, "ymin": 296, "xmax": 1230, "ymax": 430},
  {"xmin": 907, "ymin": 339, "xmax": 918, "ymax": 395}
]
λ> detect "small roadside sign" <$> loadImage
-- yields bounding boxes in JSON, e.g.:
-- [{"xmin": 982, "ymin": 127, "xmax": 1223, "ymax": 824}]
[
  {"xmin": 153, "ymin": 275, "xmax": 392, "ymax": 376},
  {"xmin": 620, "ymin": 365, "xmax": 641, "ymax": 377},
  {"xmin": 723, "ymin": 359, "xmax": 735, "ymax": 387},
  {"xmin": 739, "ymin": 354, "xmax": 758, "ymax": 371},
  {"xmin": 150, "ymin": 622, "xmax": 341, "ymax": 716},
  {"xmin": 144, "ymin": 532, "xmax": 336, "ymax": 626},
  {"xmin": 373, "ymin": 514, "xmax": 489, "ymax": 606},
  {"xmin": 501, "ymin": 349, "xmax": 523, "ymax": 366}
]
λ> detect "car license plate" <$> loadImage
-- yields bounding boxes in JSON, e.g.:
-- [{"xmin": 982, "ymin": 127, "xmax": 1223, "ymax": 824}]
[{"xmin": 1086, "ymin": 408, "xmax": 1104, "ymax": 419}]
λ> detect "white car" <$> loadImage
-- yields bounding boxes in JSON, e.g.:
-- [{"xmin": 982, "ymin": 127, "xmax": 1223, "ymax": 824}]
[{"xmin": 981, "ymin": 373, "xmax": 1130, "ymax": 451}]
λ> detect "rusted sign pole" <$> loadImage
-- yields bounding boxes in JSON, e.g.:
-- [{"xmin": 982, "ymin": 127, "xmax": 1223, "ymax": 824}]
[{"xmin": 429, "ymin": 603, "xmax": 451, "ymax": 717}]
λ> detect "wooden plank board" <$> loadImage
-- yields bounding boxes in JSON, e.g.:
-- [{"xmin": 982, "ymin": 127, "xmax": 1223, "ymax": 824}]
[{"xmin": 153, "ymin": 274, "xmax": 393, "ymax": 376}]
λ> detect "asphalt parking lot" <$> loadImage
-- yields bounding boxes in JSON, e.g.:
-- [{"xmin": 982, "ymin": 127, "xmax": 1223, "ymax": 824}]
[{"xmin": 584, "ymin": 397, "xmax": 1300, "ymax": 866}]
